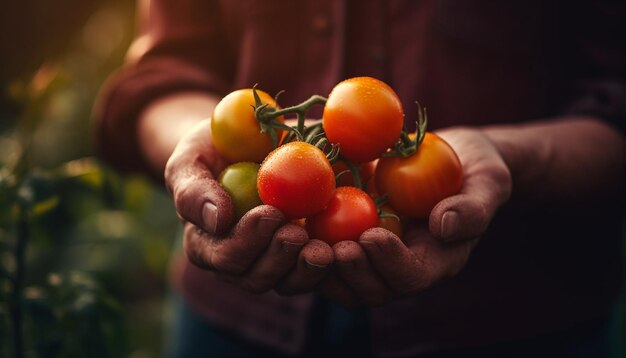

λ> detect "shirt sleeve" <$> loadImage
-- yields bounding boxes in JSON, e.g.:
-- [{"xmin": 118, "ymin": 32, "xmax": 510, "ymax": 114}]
[
  {"xmin": 92, "ymin": 0, "xmax": 235, "ymax": 174},
  {"xmin": 560, "ymin": 1, "xmax": 626, "ymax": 134}
]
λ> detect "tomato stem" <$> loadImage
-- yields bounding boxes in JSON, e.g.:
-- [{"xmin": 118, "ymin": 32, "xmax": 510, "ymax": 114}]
[
  {"xmin": 382, "ymin": 102, "xmax": 428, "ymax": 158},
  {"xmin": 270, "ymin": 95, "xmax": 328, "ymax": 118},
  {"xmin": 311, "ymin": 135, "xmax": 340, "ymax": 163},
  {"xmin": 374, "ymin": 196, "xmax": 400, "ymax": 220},
  {"xmin": 378, "ymin": 209, "xmax": 400, "ymax": 220},
  {"xmin": 334, "ymin": 169, "xmax": 351, "ymax": 183},
  {"xmin": 304, "ymin": 122, "xmax": 324, "ymax": 142},
  {"xmin": 252, "ymin": 86, "xmax": 328, "ymax": 148},
  {"xmin": 343, "ymin": 158, "xmax": 363, "ymax": 189},
  {"xmin": 272, "ymin": 95, "xmax": 327, "ymax": 136}
]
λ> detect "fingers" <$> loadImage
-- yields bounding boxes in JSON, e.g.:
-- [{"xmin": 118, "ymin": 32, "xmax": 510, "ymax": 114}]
[
  {"xmin": 184, "ymin": 208, "xmax": 333, "ymax": 295},
  {"xmin": 358, "ymin": 228, "xmax": 430, "ymax": 295},
  {"xmin": 238, "ymin": 223, "xmax": 308, "ymax": 293},
  {"xmin": 333, "ymin": 241, "xmax": 394, "ymax": 306},
  {"xmin": 214, "ymin": 206, "xmax": 286, "ymax": 274},
  {"xmin": 359, "ymin": 227, "xmax": 475, "ymax": 296},
  {"xmin": 277, "ymin": 239, "xmax": 334, "ymax": 295},
  {"xmin": 183, "ymin": 205, "xmax": 285, "ymax": 275}
]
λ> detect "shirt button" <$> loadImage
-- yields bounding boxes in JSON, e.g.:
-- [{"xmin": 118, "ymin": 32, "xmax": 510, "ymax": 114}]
[{"xmin": 311, "ymin": 15, "xmax": 333, "ymax": 36}]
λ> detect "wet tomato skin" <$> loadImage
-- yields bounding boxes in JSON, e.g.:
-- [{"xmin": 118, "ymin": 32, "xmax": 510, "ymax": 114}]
[
  {"xmin": 375, "ymin": 132, "xmax": 463, "ymax": 219},
  {"xmin": 211, "ymin": 88, "xmax": 284, "ymax": 164},
  {"xmin": 218, "ymin": 162, "xmax": 263, "ymax": 221},
  {"xmin": 323, "ymin": 77, "xmax": 404, "ymax": 164},
  {"xmin": 305, "ymin": 186, "xmax": 379, "ymax": 245},
  {"xmin": 257, "ymin": 141, "xmax": 336, "ymax": 219}
]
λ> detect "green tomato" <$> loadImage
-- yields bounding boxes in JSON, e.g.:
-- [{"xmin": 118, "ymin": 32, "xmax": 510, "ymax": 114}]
[{"xmin": 218, "ymin": 162, "xmax": 263, "ymax": 220}]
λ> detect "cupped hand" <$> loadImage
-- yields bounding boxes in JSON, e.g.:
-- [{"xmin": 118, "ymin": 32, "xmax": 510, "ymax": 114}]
[
  {"xmin": 319, "ymin": 127, "xmax": 512, "ymax": 307},
  {"xmin": 165, "ymin": 120, "xmax": 333, "ymax": 294}
]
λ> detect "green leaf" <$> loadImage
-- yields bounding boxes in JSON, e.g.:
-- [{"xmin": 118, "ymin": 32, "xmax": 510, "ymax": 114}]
[
  {"xmin": 55, "ymin": 157, "xmax": 104, "ymax": 189},
  {"xmin": 31, "ymin": 195, "xmax": 60, "ymax": 218}
]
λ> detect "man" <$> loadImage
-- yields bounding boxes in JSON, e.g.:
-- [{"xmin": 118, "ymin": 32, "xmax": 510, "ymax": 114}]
[{"xmin": 94, "ymin": 1, "xmax": 626, "ymax": 356}]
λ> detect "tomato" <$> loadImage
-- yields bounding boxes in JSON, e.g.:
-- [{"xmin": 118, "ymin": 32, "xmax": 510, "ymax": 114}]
[
  {"xmin": 305, "ymin": 186, "xmax": 379, "ymax": 245},
  {"xmin": 322, "ymin": 77, "xmax": 404, "ymax": 163},
  {"xmin": 211, "ymin": 88, "xmax": 285, "ymax": 163},
  {"xmin": 378, "ymin": 206, "xmax": 403, "ymax": 238},
  {"xmin": 257, "ymin": 141, "xmax": 336, "ymax": 219},
  {"xmin": 332, "ymin": 159, "xmax": 376, "ymax": 188},
  {"xmin": 375, "ymin": 132, "xmax": 463, "ymax": 219},
  {"xmin": 363, "ymin": 164, "xmax": 403, "ymax": 237},
  {"xmin": 218, "ymin": 162, "xmax": 263, "ymax": 220}
]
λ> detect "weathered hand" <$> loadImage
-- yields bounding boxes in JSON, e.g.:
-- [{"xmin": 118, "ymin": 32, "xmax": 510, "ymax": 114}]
[
  {"xmin": 165, "ymin": 120, "xmax": 333, "ymax": 294},
  {"xmin": 319, "ymin": 127, "xmax": 512, "ymax": 307}
]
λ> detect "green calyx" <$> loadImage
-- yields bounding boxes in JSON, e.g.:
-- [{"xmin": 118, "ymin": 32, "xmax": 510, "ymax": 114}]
[
  {"xmin": 252, "ymin": 85, "xmax": 296, "ymax": 147},
  {"xmin": 374, "ymin": 195, "xmax": 400, "ymax": 220},
  {"xmin": 384, "ymin": 102, "xmax": 428, "ymax": 158},
  {"xmin": 308, "ymin": 128, "xmax": 341, "ymax": 163}
]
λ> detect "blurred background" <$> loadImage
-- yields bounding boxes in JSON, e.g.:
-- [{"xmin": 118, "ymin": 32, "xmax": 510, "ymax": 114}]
[
  {"xmin": 1, "ymin": 1, "xmax": 179, "ymax": 357},
  {"xmin": 0, "ymin": 1, "xmax": 624, "ymax": 357}
]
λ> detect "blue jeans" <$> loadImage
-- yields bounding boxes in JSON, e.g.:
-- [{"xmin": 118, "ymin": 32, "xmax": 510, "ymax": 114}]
[
  {"xmin": 165, "ymin": 294, "xmax": 371, "ymax": 357},
  {"xmin": 165, "ymin": 294, "xmax": 622, "ymax": 358}
]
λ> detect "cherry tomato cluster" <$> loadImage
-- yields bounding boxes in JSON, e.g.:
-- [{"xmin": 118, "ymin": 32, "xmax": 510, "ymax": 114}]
[{"xmin": 212, "ymin": 77, "xmax": 463, "ymax": 245}]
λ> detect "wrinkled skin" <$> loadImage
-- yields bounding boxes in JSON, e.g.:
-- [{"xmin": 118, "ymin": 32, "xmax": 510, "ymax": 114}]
[
  {"xmin": 166, "ymin": 119, "xmax": 511, "ymax": 305},
  {"xmin": 318, "ymin": 128, "xmax": 512, "ymax": 307},
  {"xmin": 165, "ymin": 120, "xmax": 334, "ymax": 295}
]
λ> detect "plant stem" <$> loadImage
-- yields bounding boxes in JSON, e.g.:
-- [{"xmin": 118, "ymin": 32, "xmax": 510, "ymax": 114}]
[
  {"xmin": 254, "ymin": 91, "xmax": 327, "ymax": 144},
  {"xmin": 269, "ymin": 95, "xmax": 327, "ymax": 135},
  {"xmin": 296, "ymin": 111, "xmax": 306, "ymax": 137},
  {"xmin": 10, "ymin": 205, "xmax": 27, "ymax": 358},
  {"xmin": 344, "ymin": 159, "xmax": 363, "ymax": 189},
  {"xmin": 270, "ymin": 95, "xmax": 327, "ymax": 118}
]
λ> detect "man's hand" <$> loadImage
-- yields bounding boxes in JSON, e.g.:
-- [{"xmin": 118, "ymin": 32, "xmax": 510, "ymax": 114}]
[
  {"xmin": 165, "ymin": 120, "xmax": 333, "ymax": 294},
  {"xmin": 319, "ymin": 128, "xmax": 512, "ymax": 307}
]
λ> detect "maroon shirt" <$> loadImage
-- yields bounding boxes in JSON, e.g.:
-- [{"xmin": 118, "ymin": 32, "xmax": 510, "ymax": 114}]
[{"xmin": 94, "ymin": 0, "xmax": 626, "ymax": 355}]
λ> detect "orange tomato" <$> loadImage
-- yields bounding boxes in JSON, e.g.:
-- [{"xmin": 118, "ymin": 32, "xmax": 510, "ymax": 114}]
[
  {"xmin": 322, "ymin": 77, "xmax": 404, "ymax": 163},
  {"xmin": 375, "ymin": 132, "xmax": 463, "ymax": 219},
  {"xmin": 211, "ymin": 88, "xmax": 285, "ymax": 163}
]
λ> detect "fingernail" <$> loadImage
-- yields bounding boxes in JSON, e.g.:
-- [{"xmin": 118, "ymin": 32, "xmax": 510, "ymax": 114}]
[
  {"xmin": 256, "ymin": 216, "xmax": 282, "ymax": 238},
  {"xmin": 305, "ymin": 260, "xmax": 328, "ymax": 270},
  {"xmin": 203, "ymin": 202, "xmax": 218, "ymax": 233},
  {"xmin": 441, "ymin": 211, "xmax": 459, "ymax": 239},
  {"xmin": 359, "ymin": 240, "xmax": 381, "ymax": 253},
  {"xmin": 281, "ymin": 241, "xmax": 304, "ymax": 253}
]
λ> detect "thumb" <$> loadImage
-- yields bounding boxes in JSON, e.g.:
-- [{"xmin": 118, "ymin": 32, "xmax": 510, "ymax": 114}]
[
  {"xmin": 429, "ymin": 131, "xmax": 512, "ymax": 242},
  {"xmin": 165, "ymin": 121, "xmax": 233, "ymax": 235},
  {"xmin": 172, "ymin": 175, "xmax": 234, "ymax": 235}
]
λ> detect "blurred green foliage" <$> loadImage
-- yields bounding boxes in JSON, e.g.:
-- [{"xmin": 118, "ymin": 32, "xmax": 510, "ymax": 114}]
[{"xmin": 1, "ymin": 2, "xmax": 178, "ymax": 357}]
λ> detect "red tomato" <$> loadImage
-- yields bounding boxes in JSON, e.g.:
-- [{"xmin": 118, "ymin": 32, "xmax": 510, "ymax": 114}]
[
  {"xmin": 375, "ymin": 132, "xmax": 463, "ymax": 219},
  {"xmin": 211, "ymin": 88, "xmax": 285, "ymax": 163},
  {"xmin": 257, "ymin": 141, "xmax": 336, "ymax": 219},
  {"xmin": 305, "ymin": 186, "xmax": 379, "ymax": 245},
  {"xmin": 322, "ymin": 77, "xmax": 404, "ymax": 163}
]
